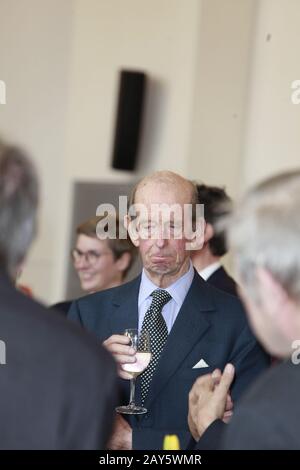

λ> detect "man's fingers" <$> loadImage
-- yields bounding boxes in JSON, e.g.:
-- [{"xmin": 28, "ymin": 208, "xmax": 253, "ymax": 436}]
[
  {"xmin": 222, "ymin": 410, "xmax": 233, "ymax": 424},
  {"xmin": 104, "ymin": 342, "xmax": 136, "ymax": 357},
  {"xmin": 211, "ymin": 368, "xmax": 221, "ymax": 386},
  {"xmin": 103, "ymin": 335, "xmax": 132, "ymax": 346},
  {"xmin": 215, "ymin": 363, "xmax": 235, "ymax": 400},
  {"xmin": 119, "ymin": 370, "xmax": 133, "ymax": 380},
  {"xmin": 225, "ymin": 394, "xmax": 233, "ymax": 411},
  {"xmin": 189, "ymin": 374, "xmax": 215, "ymax": 404}
]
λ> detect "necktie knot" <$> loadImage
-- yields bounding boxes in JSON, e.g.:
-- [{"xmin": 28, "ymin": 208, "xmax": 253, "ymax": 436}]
[{"xmin": 150, "ymin": 289, "xmax": 172, "ymax": 310}]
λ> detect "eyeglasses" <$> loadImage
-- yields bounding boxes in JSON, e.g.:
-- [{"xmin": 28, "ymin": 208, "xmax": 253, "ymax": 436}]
[{"xmin": 71, "ymin": 248, "xmax": 111, "ymax": 265}]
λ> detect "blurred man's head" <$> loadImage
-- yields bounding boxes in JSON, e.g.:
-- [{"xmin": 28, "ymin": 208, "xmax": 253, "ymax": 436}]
[
  {"xmin": 0, "ymin": 143, "xmax": 38, "ymax": 279},
  {"xmin": 191, "ymin": 184, "xmax": 232, "ymax": 272},
  {"xmin": 126, "ymin": 171, "xmax": 203, "ymax": 288},
  {"xmin": 227, "ymin": 170, "xmax": 300, "ymax": 358},
  {"xmin": 72, "ymin": 215, "xmax": 136, "ymax": 293}
]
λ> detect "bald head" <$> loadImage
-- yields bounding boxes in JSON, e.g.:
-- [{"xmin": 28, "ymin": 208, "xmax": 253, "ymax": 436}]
[{"xmin": 131, "ymin": 171, "xmax": 197, "ymax": 207}]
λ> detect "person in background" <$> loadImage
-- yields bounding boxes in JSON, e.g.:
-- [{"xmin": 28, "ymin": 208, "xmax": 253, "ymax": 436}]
[
  {"xmin": 0, "ymin": 141, "xmax": 117, "ymax": 449},
  {"xmin": 188, "ymin": 170, "xmax": 300, "ymax": 449},
  {"xmin": 191, "ymin": 184, "xmax": 238, "ymax": 296},
  {"xmin": 53, "ymin": 215, "xmax": 137, "ymax": 314}
]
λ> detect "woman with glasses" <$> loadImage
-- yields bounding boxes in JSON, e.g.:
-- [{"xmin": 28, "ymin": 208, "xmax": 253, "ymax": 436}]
[{"xmin": 52, "ymin": 215, "xmax": 137, "ymax": 314}]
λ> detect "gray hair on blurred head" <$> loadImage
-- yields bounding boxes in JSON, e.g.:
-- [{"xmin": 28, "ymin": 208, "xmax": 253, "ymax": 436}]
[
  {"xmin": 0, "ymin": 141, "xmax": 39, "ymax": 278},
  {"xmin": 226, "ymin": 169, "xmax": 300, "ymax": 303}
]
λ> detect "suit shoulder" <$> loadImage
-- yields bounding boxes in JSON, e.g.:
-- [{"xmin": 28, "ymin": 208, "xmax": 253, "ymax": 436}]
[
  {"xmin": 3, "ymin": 290, "xmax": 115, "ymax": 373},
  {"xmin": 75, "ymin": 275, "xmax": 141, "ymax": 309},
  {"xmin": 206, "ymin": 281, "xmax": 245, "ymax": 314},
  {"xmin": 223, "ymin": 361, "xmax": 300, "ymax": 449},
  {"xmin": 241, "ymin": 360, "xmax": 298, "ymax": 406}
]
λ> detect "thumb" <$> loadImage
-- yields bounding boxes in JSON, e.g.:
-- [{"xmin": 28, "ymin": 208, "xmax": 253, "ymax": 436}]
[{"xmin": 215, "ymin": 363, "xmax": 235, "ymax": 400}]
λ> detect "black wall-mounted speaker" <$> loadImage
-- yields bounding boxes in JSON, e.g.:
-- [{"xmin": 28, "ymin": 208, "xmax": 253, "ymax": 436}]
[{"xmin": 111, "ymin": 70, "xmax": 147, "ymax": 171}]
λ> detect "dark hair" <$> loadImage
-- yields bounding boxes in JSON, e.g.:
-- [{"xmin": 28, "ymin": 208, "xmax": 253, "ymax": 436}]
[
  {"xmin": 196, "ymin": 184, "xmax": 232, "ymax": 257},
  {"xmin": 76, "ymin": 215, "xmax": 137, "ymax": 279},
  {"xmin": 0, "ymin": 143, "xmax": 39, "ymax": 276}
]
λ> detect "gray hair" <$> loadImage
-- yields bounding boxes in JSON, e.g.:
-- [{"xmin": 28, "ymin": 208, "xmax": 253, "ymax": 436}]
[
  {"xmin": 0, "ymin": 143, "xmax": 39, "ymax": 277},
  {"xmin": 227, "ymin": 170, "xmax": 300, "ymax": 303}
]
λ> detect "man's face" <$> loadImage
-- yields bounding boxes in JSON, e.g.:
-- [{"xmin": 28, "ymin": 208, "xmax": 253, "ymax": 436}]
[
  {"xmin": 239, "ymin": 276, "xmax": 293, "ymax": 358},
  {"xmin": 129, "ymin": 181, "xmax": 197, "ymax": 286}
]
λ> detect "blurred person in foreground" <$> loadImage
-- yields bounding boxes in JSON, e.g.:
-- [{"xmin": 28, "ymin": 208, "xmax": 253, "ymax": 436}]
[
  {"xmin": 0, "ymin": 141, "xmax": 117, "ymax": 449},
  {"xmin": 191, "ymin": 184, "xmax": 237, "ymax": 296},
  {"xmin": 188, "ymin": 169, "xmax": 300, "ymax": 449},
  {"xmin": 53, "ymin": 215, "xmax": 137, "ymax": 314}
]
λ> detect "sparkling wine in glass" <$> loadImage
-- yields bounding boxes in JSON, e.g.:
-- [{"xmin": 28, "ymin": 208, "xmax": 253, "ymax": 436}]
[{"xmin": 115, "ymin": 329, "xmax": 151, "ymax": 415}]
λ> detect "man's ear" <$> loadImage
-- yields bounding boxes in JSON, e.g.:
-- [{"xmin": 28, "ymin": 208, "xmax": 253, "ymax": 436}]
[
  {"xmin": 204, "ymin": 222, "xmax": 214, "ymax": 243},
  {"xmin": 256, "ymin": 266, "xmax": 298, "ymax": 341},
  {"xmin": 186, "ymin": 217, "xmax": 205, "ymax": 251},
  {"xmin": 123, "ymin": 215, "xmax": 140, "ymax": 247},
  {"xmin": 256, "ymin": 266, "xmax": 288, "ymax": 317}
]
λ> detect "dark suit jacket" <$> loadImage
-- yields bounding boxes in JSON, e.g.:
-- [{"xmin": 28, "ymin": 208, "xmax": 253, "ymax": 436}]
[
  {"xmin": 51, "ymin": 300, "xmax": 72, "ymax": 315},
  {"xmin": 195, "ymin": 359, "xmax": 298, "ymax": 449},
  {"xmin": 68, "ymin": 270, "xmax": 269, "ymax": 450},
  {"xmin": 206, "ymin": 266, "xmax": 238, "ymax": 297},
  {"xmin": 0, "ymin": 272, "xmax": 117, "ymax": 449}
]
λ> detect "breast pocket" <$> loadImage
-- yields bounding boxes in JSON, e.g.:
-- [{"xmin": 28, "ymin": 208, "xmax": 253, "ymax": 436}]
[{"xmin": 179, "ymin": 365, "xmax": 213, "ymax": 381}]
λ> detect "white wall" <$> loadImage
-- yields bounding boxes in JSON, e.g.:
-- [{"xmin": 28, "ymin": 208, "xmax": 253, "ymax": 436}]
[
  {"xmin": 2, "ymin": 0, "xmax": 299, "ymax": 302},
  {"xmin": 54, "ymin": 0, "xmax": 203, "ymax": 302},
  {"xmin": 0, "ymin": 0, "xmax": 74, "ymax": 302},
  {"xmin": 188, "ymin": 0, "xmax": 256, "ymax": 197},
  {"xmin": 242, "ymin": 0, "xmax": 300, "ymax": 189},
  {"xmin": 0, "ymin": 0, "xmax": 203, "ymax": 302}
]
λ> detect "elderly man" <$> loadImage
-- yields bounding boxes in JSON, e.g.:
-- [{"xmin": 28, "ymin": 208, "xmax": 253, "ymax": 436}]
[
  {"xmin": 188, "ymin": 170, "xmax": 300, "ymax": 449},
  {"xmin": 68, "ymin": 170, "xmax": 269, "ymax": 450},
  {"xmin": 0, "ymin": 142, "xmax": 117, "ymax": 449}
]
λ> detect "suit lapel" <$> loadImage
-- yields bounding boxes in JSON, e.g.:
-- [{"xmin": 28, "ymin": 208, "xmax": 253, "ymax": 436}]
[
  {"xmin": 143, "ymin": 273, "xmax": 215, "ymax": 410},
  {"xmin": 109, "ymin": 275, "xmax": 141, "ymax": 334}
]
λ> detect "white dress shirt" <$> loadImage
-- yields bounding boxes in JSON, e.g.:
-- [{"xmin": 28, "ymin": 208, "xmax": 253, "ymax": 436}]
[
  {"xmin": 198, "ymin": 261, "xmax": 221, "ymax": 281},
  {"xmin": 138, "ymin": 261, "xmax": 194, "ymax": 333}
]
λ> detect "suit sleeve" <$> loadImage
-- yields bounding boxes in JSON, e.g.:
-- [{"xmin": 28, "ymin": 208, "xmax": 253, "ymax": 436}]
[
  {"xmin": 67, "ymin": 300, "xmax": 83, "ymax": 326},
  {"xmin": 220, "ymin": 405, "xmax": 279, "ymax": 449},
  {"xmin": 191, "ymin": 420, "xmax": 226, "ymax": 450},
  {"xmin": 229, "ymin": 323, "xmax": 270, "ymax": 401}
]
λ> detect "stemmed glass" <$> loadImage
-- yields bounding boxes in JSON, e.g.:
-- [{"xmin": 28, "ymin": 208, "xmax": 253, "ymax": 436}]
[{"xmin": 115, "ymin": 329, "xmax": 151, "ymax": 415}]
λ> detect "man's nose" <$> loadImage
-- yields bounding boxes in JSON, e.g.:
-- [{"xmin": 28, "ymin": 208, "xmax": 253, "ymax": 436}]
[{"xmin": 155, "ymin": 229, "xmax": 168, "ymax": 247}]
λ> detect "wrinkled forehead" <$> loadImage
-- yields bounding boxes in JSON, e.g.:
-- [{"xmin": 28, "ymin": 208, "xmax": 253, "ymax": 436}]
[
  {"xmin": 134, "ymin": 180, "xmax": 193, "ymax": 206},
  {"xmin": 131, "ymin": 182, "xmax": 195, "ymax": 226}
]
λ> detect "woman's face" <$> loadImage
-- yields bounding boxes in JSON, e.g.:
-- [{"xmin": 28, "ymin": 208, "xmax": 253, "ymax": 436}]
[{"xmin": 73, "ymin": 234, "xmax": 123, "ymax": 293}]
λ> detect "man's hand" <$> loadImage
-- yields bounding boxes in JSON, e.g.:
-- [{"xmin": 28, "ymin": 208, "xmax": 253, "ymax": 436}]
[
  {"xmin": 107, "ymin": 415, "xmax": 132, "ymax": 450},
  {"xmin": 103, "ymin": 334, "xmax": 136, "ymax": 379},
  {"xmin": 188, "ymin": 363, "xmax": 235, "ymax": 441}
]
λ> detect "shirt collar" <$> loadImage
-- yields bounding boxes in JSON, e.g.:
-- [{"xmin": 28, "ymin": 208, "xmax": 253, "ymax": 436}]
[
  {"xmin": 138, "ymin": 260, "xmax": 194, "ymax": 309},
  {"xmin": 198, "ymin": 261, "xmax": 221, "ymax": 281}
]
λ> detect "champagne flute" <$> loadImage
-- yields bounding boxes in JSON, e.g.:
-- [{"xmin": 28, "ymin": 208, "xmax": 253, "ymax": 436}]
[{"xmin": 116, "ymin": 329, "xmax": 151, "ymax": 415}]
